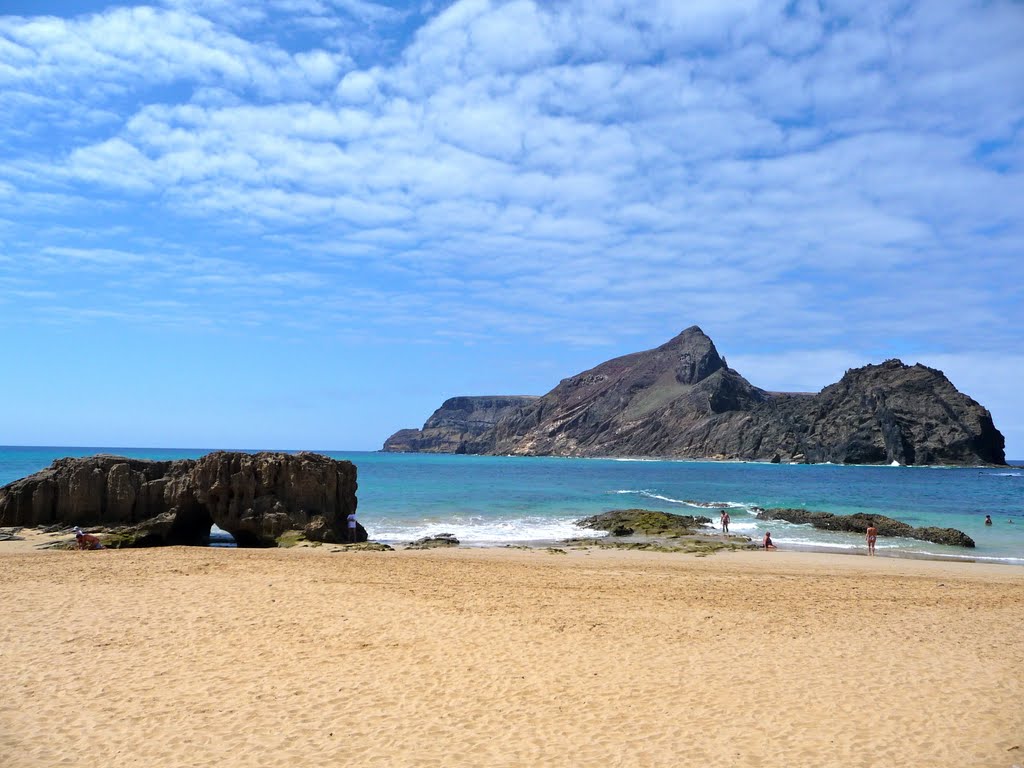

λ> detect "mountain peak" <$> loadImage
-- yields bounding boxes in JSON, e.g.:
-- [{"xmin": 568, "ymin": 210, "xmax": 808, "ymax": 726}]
[
  {"xmin": 661, "ymin": 325, "xmax": 710, "ymax": 347},
  {"xmin": 655, "ymin": 326, "xmax": 724, "ymax": 384}
]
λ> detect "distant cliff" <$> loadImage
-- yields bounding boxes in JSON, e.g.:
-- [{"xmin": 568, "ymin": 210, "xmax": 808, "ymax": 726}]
[
  {"xmin": 383, "ymin": 396, "xmax": 539, "ymax": 453},
  {"xmin": 383, "ymin": 327, "xmax": 1005, "ymax": 466}
]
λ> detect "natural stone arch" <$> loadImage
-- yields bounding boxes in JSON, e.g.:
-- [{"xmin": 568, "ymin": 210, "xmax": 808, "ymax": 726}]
[{"xmin": 0, "ymin": 452, "xmax": 359, "ymax": 548}]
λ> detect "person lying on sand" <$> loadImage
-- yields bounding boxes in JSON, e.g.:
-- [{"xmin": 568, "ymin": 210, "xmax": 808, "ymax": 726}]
[{"xmin": 763, "ymin": 532, "xmax": 776, "ymax": 550}]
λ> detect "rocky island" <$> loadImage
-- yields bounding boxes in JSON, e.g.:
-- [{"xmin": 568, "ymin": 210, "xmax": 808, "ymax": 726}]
[{"xmin": 384, "ymin": 326, "xmax": 1005, "ymax": 466}]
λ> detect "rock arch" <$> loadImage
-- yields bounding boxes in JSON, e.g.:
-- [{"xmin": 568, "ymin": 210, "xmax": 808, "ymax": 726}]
[{"xmin": 0, "ymin": 452, "xmax": 360, "ymax": 547}]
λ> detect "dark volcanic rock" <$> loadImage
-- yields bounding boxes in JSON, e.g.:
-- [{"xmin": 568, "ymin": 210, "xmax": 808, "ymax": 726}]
[
  {"xmin": 750, "ymin": 360, "xmax": 1005, "ymax": 466},
  {"xmin": 406, "ymin": 532, "xmax": 460, "ymax": 549},
  {"xmin": 384, "ymin": 326, "xmax": 1005, "ymax": 466},
  {"xmin": 383, "ymin": 396, "xmax": 539, "ymax": 453},
  {"xmin": 911, "ymin": 527, "xmax": 977, "ymax": 547},
  {"xmin": 490, "ymin": 327, "xmax": 767, "ymax": 457},
  {"xmin": 0, "ymin": 452, "xmax": 360, "ymax": 547},
  {"xmin": 0, "ymin": 526, "xmax": 24, "ymax": 541},
  {"xmin": 755, "ymin": 507, "xmax": 975, "ymax": 548},
  {"xmin": 577, "ymin": 509, "xmax": 712, "ymax": 536}
]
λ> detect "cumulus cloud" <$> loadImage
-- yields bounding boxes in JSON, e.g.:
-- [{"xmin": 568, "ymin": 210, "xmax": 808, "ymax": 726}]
[{"xmin": 0, "ymin": 5, "xmax": 358, "ymax": 107}]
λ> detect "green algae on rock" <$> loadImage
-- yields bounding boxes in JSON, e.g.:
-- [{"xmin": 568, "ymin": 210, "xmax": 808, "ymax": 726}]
[{"xmin": 576, "ymin": 509, "xmax": 712, "ymax": 537}]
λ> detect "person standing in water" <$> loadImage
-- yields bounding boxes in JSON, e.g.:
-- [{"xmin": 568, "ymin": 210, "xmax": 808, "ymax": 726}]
[
  {"xmin": 866, "ymin": 521, "xmax": 878, "ymax": 556},
  {"xmin": 720, "ymin": 509, "xmax": 730, "ymax": 534}
]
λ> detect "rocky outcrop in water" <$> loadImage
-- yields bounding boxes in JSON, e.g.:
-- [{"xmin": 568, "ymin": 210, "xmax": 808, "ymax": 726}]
[
  {"xmin": 755, "ymin": 508, "xmax": 975, "ymax": 548},
  {"xmin": 577, "ymin": 509, "xmax": 712, "ymax": 537},
  {"xmin": 0, "ymin": 452, "xmax": 360, "ymax": 547},
  {"xmin": 383, "ymin": 326, "xmax": 1005, "ymax": 466},
  {"xmin": 384, "ymin": 396, "xmax": 539, "ymax": 453}
]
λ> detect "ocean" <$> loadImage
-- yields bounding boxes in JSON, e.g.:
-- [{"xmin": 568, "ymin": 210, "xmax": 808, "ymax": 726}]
[{"xmin": 2, "ymin": 446, "xmax": 1022, "ymax": 565}]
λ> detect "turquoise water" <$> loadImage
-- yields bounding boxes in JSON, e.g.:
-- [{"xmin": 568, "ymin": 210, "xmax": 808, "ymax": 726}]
[{"xmin": 2, "ymin": 447, "xmax": 1022, "ymax": 564}]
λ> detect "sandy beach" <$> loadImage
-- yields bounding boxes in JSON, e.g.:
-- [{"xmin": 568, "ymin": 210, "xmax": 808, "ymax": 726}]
[{"xmin": 1, "ymin": 532, "xmax": 1021, "ymax": 768}]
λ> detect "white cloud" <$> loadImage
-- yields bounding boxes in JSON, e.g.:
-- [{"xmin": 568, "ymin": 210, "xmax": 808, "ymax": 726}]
[
  {"xmin": 295, "ymin": 49, "xmax": 347, "ymax": 86},
  {"xmin": 0, "ymin": 5, "xmax": 361, "ymax": 104},
  {"xmin": 65, "ymin": 138, "xmax": 157, "ymax": 190},
  {"xmin": 326, "ymin": 0, "xmax": 407, "ymax": 24},
  {"xmin": 336, "ymin": 70, "xmax": 379, "ymax": 102},
  {"xmin": 40, "ymin": 246, "xmax": 149, "ymax": 265}
]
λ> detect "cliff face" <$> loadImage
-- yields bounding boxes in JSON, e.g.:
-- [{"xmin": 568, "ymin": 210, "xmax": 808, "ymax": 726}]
[
  {"xmin": 0, "ymin": 451, "xmax": 360, "ymax": 546},
  {"xmin": 383, "ymin": 396, "xmax": 539, "ymax": 453},
  {"xmin": 765, "ymin": 360, "xmax": 1006, "ymax": 466},
  {"xmin": 382, "ymin": 327, "xmax": 1005, "ymax": 466}
]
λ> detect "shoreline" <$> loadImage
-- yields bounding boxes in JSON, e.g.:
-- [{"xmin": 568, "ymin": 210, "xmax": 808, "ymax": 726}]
[
  {"xmin": 397, "ymin": 450, "xmax": 1018, "ymax": 469},
  {"xmin": 3, "ymin": 525, "xmax": 1021, "ymax": 568}
]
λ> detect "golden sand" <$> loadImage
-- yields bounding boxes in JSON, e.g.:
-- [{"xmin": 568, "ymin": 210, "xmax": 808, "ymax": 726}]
[{"xmin": 1, "ymin": 533, "xmax": 1021, "ymax": 767}]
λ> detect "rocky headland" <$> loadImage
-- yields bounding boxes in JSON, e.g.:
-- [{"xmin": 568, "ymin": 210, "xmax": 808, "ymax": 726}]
[
  {"xmin": 0, "ymin": 451, "xmax": 361, "ymax": 548},
  {"xmin": 384, "ymin": 326, "xmax": 1005, "ymax": 466},
  {"xmin": 383, "ymin": 395, "xmax": 539, "ymax": 453}
]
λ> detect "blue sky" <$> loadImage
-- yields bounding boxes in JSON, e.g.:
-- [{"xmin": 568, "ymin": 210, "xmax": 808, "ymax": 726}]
[{"xmin": 1, "ymin": 0, "xmax": 1022, "ymax": 456}]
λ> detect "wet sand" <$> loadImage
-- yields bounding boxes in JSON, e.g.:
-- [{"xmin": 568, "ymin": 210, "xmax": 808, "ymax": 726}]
[{"xmin": 1, "ymin": 533, "xmax": 1021, "ymax": 767}]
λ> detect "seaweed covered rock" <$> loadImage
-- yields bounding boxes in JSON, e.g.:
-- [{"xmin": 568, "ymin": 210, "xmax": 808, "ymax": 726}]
[
  {"xmin": 911, "ymin": 527, "xmax": 976, "ymax": 548},
  {"xmin": 576, "ymin": 509, "xmax": 712, "ymax": 537},
  {"xmin": 335, "ymin": 542, "xmax": 394, "ymax": 552},
  {"xmin": 755, "ymin": 508, "xmax": 975, "ymax": 548}
]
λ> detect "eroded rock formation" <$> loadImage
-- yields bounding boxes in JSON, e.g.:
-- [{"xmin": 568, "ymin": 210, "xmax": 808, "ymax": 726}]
[
  {"xmin": 383, "ymin": 326, "xmax": 1005, "ymax": 466},
  {"xmin": 0, "ymin": 451, "xmax": 360, "ymax": 547}
]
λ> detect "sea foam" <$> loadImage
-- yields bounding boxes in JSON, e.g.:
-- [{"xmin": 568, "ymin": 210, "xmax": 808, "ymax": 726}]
[{"xmin": 370, "ymin": 516, "xmax": 606, "ymax": 545}]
